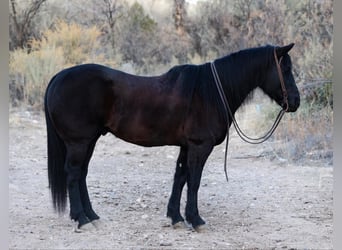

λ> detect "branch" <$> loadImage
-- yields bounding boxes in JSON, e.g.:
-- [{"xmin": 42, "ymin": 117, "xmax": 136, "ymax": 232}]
[
  {"xmin": 9, "ymin": 0, "xmax": 47, "ymax": 48},
  {"xmin": 10, "ymin": 0, "xmax": 20, "ymax": 33},
  {"xmin": 22, "ymin": 0, "xmax": 47, "ymax": 30}
]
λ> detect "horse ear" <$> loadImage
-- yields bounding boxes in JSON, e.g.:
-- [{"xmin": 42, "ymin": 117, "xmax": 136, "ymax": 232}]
[{"xmin": 276, "ymin": 43, "xmax": 295, "ymax": 57}]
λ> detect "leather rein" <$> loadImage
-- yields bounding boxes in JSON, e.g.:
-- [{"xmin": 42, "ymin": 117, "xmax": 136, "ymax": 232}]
[{"xmin": 210, "ymin": 48, "xmax": 289, "ymax": 181}]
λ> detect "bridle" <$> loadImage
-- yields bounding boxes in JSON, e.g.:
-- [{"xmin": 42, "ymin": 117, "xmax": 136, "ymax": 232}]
[{"xmin": 210, "ymin": 48, "xmax": 289, "ymax": 181}]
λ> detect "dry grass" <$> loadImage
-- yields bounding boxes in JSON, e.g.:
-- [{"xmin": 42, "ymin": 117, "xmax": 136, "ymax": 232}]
[
  {"xmin": 272, "ymin": 102, "xmax": 333, "ymax": 165},
  {"xmin": 9, "ymin": 20, "xmax": 114, "ymax": 108},
  {"xmin": 235, "ymin": 93, "xmax": 333, "ymax": 166}
]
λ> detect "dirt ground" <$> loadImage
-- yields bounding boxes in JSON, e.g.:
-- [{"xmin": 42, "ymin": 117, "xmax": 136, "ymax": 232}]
[{"xmin": 9, "ymin": 109, "xmax": 333, "ymax": 249}]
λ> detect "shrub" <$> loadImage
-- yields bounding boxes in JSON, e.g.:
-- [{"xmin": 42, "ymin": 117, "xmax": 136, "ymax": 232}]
[
  {"xmin": 9, "ymin": 20, "xmax": 108, "ymax": 108},
  {"xmin": 272, "ymin": 101, "xmax": 333, "ymax": 165},
  {"xmin": 234, "ymin": 86, "xmax": 333, "ymax": 166},
  {"xmin": 9, "ymin": 45, "xmax": 64, "ymax": 107},
  {"xmin": 252, "ymin": 96, "xmax": 333, "ymax": 166}
]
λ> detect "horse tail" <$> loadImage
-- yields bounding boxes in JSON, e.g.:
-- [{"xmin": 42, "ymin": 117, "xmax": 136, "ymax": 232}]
[{"xmin": 44, "ymin": 76, "xmax": 67, "ymax": 213}]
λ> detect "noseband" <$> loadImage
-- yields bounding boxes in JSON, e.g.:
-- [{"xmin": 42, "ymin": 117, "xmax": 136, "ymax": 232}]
[{"xmin": 210, "ymin": 48, "xmax": 289, "ymax": 181}]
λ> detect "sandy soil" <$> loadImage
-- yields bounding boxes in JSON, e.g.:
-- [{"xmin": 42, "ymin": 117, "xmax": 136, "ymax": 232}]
[{"xmin": 9, "ymin": 109, "xmax": 333, "ymax": 249}]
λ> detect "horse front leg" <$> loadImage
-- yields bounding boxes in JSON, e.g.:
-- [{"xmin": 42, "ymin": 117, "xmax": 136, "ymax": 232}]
[
  {"xmin": 185, "ymin": 142, "xmax": 213, "ymax": 231},
  {"xmin": 167, "ymin": 146, "xmax": 188, "ymax": 227}
]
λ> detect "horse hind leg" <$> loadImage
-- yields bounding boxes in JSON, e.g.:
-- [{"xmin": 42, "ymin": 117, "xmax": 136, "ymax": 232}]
[
  {"xmin": 79, "ymin": 136, "xmax": 101, "ymax": 225},
  {"xmin": 65, "ymin": 143, "xmax": 96, "ymax": 230}
]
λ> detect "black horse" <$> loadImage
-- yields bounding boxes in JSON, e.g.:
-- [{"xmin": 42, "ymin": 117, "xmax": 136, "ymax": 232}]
[{"xmin": 44, "ymin": 44, "xmax": 300, "ymax": 231}]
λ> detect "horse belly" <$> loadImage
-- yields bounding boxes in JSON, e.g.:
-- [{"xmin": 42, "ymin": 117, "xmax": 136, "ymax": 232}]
[{"xmin": 107, "ymin": 107, "xmax": 185, "ymax": 147}]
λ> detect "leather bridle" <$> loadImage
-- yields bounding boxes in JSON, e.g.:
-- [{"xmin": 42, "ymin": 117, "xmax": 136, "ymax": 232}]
[
  {"xmin": 210, "ymin": 47, "xmax": 289, "ymax": 181},
  {"xmin": 274, "ymin": 48, "xmax": 289, "ymax": 112}
]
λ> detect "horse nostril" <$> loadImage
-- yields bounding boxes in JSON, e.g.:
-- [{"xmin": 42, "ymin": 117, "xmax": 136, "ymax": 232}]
[{"xmin": 287, "ymin": 96, "xmax": 300, "ymax": 112}]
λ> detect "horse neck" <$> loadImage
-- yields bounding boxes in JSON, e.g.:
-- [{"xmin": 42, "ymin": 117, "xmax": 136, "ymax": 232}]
[{"xmin": 214, "ymin": 49, "xmax": 271, "ymax": 114}]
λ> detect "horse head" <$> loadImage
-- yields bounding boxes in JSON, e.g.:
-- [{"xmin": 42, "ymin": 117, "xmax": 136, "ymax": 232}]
[{"xmin": 260, "ymin": 43, "xmax": 300, "ymax": 112}]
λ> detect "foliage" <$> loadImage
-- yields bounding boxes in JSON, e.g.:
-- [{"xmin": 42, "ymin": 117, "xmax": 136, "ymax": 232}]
[
  {"xmin": 118, "ymin": 2, "xmax": 161, "ymax": 72},
  {"xmin": 238, "ymin": 94, "xmax": 333, "ymax": 165},
  {"xmin": 273, "ymin": 101, "xmax": 333, "ymax": 165},
  {"xmin": 38, "ymin": 20, "xmax": 103, "ymax": 65},
  {"xmin": 9, "ymin": 20, "xmax": 107, "ymax": 107},
  {"xmin": 9, "ymin": 0, "xmax": 333, "ymax": 79},
  {"xmin": 9, "ymin": 0, "xmax": 47, "ymax": 50},
  {"xmin": 8, "ymin": 0, "xmax": 333, "ymax": 164}
]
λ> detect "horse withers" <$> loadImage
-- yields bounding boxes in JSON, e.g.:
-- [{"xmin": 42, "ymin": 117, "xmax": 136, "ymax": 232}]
[{"xmin": 44, "ymin": 44, "xmax": 300, "ymax": 231}]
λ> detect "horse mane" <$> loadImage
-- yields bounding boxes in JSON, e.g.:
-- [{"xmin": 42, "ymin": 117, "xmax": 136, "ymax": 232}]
[
  {"xmin": 162, "ymin": 63, "xmax": 227, "ymax": 122},
  {"xmin": 214, "ymin": 44, "xmax": 275, "ymax": 106},
  {"xmin": 163, "ymin": 45, "xmax": 276, "ymax": 123}
]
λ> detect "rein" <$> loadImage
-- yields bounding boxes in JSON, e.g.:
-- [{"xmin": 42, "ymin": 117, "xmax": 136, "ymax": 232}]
[{"xmin": 210, "ymin": 48, "xmax": 289, "ymax": 182}]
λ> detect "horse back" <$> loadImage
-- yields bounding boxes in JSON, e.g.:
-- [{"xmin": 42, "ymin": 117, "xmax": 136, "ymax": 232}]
[{"xmin": 45, "ymin": 64, "xmax": 190, "ymax": 146}]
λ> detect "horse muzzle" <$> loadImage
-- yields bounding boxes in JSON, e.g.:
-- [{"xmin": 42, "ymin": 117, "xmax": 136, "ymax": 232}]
[{"xmin": 284, "ymin": 95, "xmax": 300, "ymax": 112}]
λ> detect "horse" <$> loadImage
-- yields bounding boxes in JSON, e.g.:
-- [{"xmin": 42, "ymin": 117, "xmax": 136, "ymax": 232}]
[{"xmin": 44, "ymin": 43, "xmax": 300, "ymax": 231}]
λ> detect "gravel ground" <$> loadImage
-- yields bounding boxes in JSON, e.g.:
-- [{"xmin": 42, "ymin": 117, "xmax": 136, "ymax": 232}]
[{"xmin": 9, "ymin": 109, "xmax": 333, "ymax": 249}]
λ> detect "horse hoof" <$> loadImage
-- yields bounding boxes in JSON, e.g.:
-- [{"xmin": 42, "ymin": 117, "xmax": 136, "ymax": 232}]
[
  {"xmin": 74, "ymin": 222, "xmax": 97, "ymax": 233},
  {"xmin": 193, "ymin": 224, "xmax": 207, "ymax": 233},
  {"xmin": 172, "ymin": 221, "xmax": 186, "ymax": 229},
  {"xmin": 91, "ymin": 219, "xmax": 102, "ymax": 229}
]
